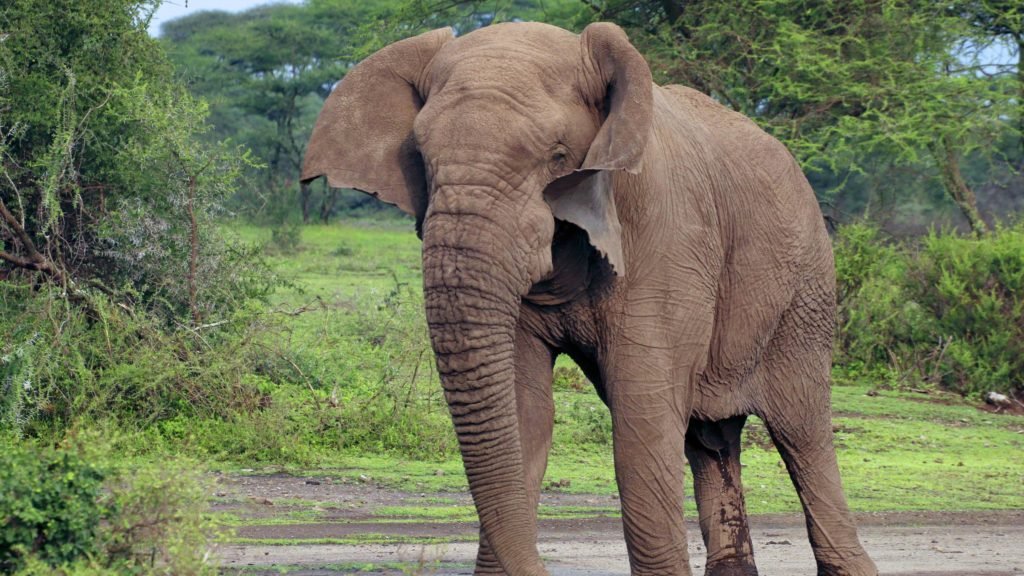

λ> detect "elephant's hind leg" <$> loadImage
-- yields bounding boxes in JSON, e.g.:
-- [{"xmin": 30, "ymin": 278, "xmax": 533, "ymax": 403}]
[
  {"xmin": 685, "ymin": 416, "xmax": 758, "ymax": 576},
  {"xmin": 757, "ymin": 307, "xmax": 877, "ymax": 576}
]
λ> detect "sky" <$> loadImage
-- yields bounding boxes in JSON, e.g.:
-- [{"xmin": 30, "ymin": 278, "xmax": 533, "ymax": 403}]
[{"xmin": 148, "ymin": 0, "xmax": 299, "ymax": 36}]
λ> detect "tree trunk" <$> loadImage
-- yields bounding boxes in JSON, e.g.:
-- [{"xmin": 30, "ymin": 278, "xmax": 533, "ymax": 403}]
[
  {"xmin": 1017, "ymin": 34, "xmax": 1023, "ymax": 162},
  {"xmin": 319, "ymin": 188, "xmax": 338, "ymax": 223},
  {"xmin": 299, "ymin": 181, "xmax": 312, "ymax": 224},
  {"xmin": 932, "ymin": 134, "xmax": 988, "ymax": 235},
  {"xmin": 186, "ymin": 174, "xmax": 201, "ymax": 326}
]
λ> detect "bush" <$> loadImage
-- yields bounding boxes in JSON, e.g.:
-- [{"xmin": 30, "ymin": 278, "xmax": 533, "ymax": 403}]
[
  {"xmin": 0, "ymin": 440, "xmax": 216, "ymax": 575},
  {"xmin": 0, "ymin": 283, "xmax": 281, "ymax": 442},
  {"xmin": 908, "ymin": 225, "xmax": 1024, "ymax": 394},
  {"xmin": 0, "ymin": 445, "xmax": 105, "ymax": 572},
  {"xmin": 98, "ymin": 460, "xmax": 215, "ymax": 575},
  {"xmin": 834, "ymin": 221, "xmax": 1024, "ymax": 396}
]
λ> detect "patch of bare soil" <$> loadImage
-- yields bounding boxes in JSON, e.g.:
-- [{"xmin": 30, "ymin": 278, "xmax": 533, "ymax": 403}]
[{"xmin": 214, "ymin": 474, "xmax": 1024, "ymax": 575}]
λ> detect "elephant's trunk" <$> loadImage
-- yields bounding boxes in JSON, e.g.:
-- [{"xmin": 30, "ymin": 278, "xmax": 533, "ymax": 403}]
[{"xmin": 422, "ymin": 190, "xmax": 547, "ymax": 576}]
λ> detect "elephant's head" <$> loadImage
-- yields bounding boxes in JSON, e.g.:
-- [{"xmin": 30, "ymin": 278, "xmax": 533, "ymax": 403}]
[{"xmin": 302, "ymin": 22, "xmax": 652, "ymax": 575}]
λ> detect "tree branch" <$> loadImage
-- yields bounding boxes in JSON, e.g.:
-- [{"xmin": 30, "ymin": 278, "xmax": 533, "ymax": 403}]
[{"xmin": 0, "ymin": 195, "xmax": 64, "ymax": 283}]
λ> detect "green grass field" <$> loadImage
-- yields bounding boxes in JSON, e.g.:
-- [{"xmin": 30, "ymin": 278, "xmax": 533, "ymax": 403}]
[{"xmin": 222, "ymin": 221, "xmax": 1024, "ymax": 514}]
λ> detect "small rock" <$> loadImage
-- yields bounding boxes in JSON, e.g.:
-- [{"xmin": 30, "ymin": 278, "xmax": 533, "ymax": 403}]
[
  {"xmin": 304, "ymin": 479, "xmax": 321, "ymax": 485},
  {"xmin": 986, "ymin": 391, "xmax": 1011, "ymax": 407},
  {"xmin": 358, "ymin": 474, "xmax": 370, "ymax": 483},
  {"xmin": 434, "ymin": 469, "xmax": 445, "ymax": 476}
]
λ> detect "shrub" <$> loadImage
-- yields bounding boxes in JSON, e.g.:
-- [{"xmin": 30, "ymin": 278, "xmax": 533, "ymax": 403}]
[
  {"xmin": 834, "ymin": 221, "xmax": 1024, "ymax": 396},
  {"xmin": 0, "ymin": 445, "xmax": 105, "ymax": 572},
  {"xmin": 0, "ymin": 439, "xmax": 217, "ymax": 575},
  {"xmin": 907, "ymin": 225, "xmax": 1024, "ymax": 395},
  {"xmin": 98, "ymin": 461, "xmax": 215, "ymax": 575},
  {"xmin": 0, "ymin": 283, "xmax": 280, "ymax": 441}
]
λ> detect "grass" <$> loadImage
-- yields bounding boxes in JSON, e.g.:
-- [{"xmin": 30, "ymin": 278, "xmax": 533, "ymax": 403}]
[{"xmin": 214, "ymin": 221, "xmax": 1024, "ymax": 515}]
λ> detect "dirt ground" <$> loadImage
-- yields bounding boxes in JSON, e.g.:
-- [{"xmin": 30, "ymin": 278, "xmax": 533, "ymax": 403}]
[{"xmin": 214, "ymin": 474, "xmax": 1024, "ymax": 575}]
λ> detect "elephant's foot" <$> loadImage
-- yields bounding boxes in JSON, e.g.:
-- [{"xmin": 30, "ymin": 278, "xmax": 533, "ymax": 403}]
[
  {"xmin": 815, "ymin": 548, "xmax": 878, "ymax": 576},
  {"xmin": 704, "ymin": 556, "xmax": 758, "ymax": 576}
]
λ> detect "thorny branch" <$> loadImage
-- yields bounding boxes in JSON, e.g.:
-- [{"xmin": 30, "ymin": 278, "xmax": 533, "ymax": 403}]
[{"xmin": 0, "ymin": 193, "xmax": 64, "ymax": 285}]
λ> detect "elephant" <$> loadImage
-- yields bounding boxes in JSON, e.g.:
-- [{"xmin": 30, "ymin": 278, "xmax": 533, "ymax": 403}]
[{"xmin": 302, "ymin": 21, "xmax": 878, "ymax": 576}]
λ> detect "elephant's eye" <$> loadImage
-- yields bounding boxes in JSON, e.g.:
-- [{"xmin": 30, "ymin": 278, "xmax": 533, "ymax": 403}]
[{"xmin": 549, "ymin": 149, "xmax": 570, "ymax": 174}]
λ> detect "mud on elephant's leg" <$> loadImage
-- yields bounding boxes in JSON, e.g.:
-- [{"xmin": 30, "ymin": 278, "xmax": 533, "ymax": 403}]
[
  {"xmin": 474, "ymin": 326, "xmax": 556, "ymax": 575},
  {"xmin": 685, "ymin": 416, "xmax": 758, "ymax": 576}
]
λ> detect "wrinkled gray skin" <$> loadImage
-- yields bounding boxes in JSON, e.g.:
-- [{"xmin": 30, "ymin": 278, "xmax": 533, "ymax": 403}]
[{"xmin": 302, "ymin": 22, "xmax": 878, "ymax": 576}]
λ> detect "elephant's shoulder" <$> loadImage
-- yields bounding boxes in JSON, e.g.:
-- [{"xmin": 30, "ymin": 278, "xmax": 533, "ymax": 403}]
[
  {"xmin": 656, "ymin": 85, "xmax": 795, "ymax": 179},
  {"xmin": 657, "ymin": 85, "xmax": 759, "ymax": 131}
]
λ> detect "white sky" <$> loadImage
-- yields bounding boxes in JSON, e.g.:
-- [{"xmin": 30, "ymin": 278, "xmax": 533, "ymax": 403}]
[{"xmin": 148, "ymin": 0, "xmax": 300, "ymax": 36}]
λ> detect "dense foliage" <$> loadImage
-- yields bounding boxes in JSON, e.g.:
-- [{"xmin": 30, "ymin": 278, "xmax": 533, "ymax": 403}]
[
  {"xmin": 0, "ymin": 440, "xmax": 215, "ymax": 575},
  {"xmin": 836, "ymin": 222, "xmax": 1024, "ymax": 395},
  {"xmin": 0, "ymin": 0, "xmax": 285, "ymax": 434},
  {"xmin": 0, "ymin": 0, "xmax": 271, "ymax": 322},
  {"xmin": 0, "ymin": 446, "xmax": 105, "ymax": 572}
]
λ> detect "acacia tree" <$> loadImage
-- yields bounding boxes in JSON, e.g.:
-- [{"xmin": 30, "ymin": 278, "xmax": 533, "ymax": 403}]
[
  {"xmin": 583, "ymin": 0, "xmax": 1019, "ymax": 233},
  {"xmin": 162, "ymin": 1, "xmax": 401, "ymax": 222},
  {"xmin": 955, "ymin": 0, "xmax": 1023, "ymax": 157}
]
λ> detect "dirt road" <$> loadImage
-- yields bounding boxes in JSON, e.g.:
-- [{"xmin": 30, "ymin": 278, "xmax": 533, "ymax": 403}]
[{"xmin": 214, "ymin": 474, "xmax": 1023, "ymax": 575}]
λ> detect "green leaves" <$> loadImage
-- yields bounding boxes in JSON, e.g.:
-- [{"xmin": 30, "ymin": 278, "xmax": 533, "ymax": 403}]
[
  {"xmin": 835, "ymin": 221, "xmax": 1024, "ymax": 395},
  {"xmin": 0, "ymin": 446, "xmax": 106, "ymax": 573},
  {"xmin": 592, "ymin": 0, "xmax": 1020, "ymax": 230}
]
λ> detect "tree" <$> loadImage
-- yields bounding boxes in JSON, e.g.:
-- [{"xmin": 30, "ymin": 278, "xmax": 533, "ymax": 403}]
[
  {"xmin": 582, "ymin": 0, "xmax": 1020, "ymax": 233},
  {"xmin": 955, "ymin": 1, "xmax": 1023, "ymax": 157},
  {"xmin": 162, "ymin": 1, "xmax": 394, "ymax": 222},
  {"xmin": 0, "ymin": 0, "xmax": 261, "ymax": 321}
]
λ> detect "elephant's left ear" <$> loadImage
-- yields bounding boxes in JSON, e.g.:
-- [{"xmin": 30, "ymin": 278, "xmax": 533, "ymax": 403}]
[{"xmin": 544, "ymin": 170, "xmax": 624, "ymax": 276}]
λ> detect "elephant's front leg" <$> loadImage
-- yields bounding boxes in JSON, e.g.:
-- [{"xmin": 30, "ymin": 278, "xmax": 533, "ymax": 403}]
[
  {"xmin": 474, "ymin": 324, "xmax": 556, "ymax": 575},
  {"xmin": 608, "ymin": 344, "xmax": 699, "ymax": 576}
]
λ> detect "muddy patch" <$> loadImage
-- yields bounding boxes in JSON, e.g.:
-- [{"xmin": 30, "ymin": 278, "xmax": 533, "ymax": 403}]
[{"xmin": 214, "ymin": 473, "xmax": 1024, "ymax": 575}]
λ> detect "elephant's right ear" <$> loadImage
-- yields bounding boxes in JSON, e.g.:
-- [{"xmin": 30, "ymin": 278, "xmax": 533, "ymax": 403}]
[
  {"xmin": 544, "ymin": 170, "xmax": 624, "ymax": 277},
  {"xmin": 301, "ymin": 28, "xmax": 454, "ymax": 220}
]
